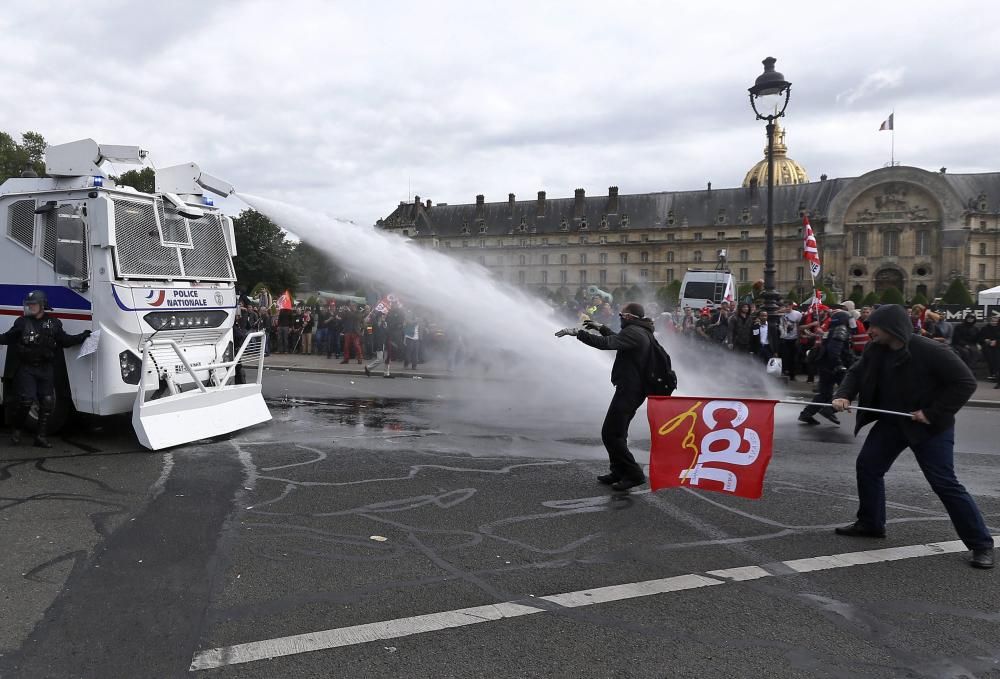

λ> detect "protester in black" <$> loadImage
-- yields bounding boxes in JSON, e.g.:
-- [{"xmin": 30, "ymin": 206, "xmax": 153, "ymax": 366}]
[
  {"xmin": 832, "ymin": 304, "xmax": 994, "ymax": 569},
  {"xmin": 0, "ymin": 290, "xmax": 90, "ymax": 447},
  {"xmin": 798, "ymin": 311, "xmax": 852, "ymax": 426},
  {"xmin": 556, "ymin": 302, "xmax": 653, "ymax": 491}
]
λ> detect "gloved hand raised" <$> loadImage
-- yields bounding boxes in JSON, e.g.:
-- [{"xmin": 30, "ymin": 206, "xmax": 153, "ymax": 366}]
[
  {"xmin": 554, "ymin": 327, "xmax": 580, "ymax": 338},
  {"xmin": 582, "ymin": 320, "xmax": 604, "ymax": 332}
]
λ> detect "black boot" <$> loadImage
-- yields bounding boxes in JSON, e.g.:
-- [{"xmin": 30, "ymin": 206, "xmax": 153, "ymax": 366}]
[
  {"xmin": 10, "ymin": 427, "xmax": 22, "ymax": 445},
  {"xmin": 11, "ymin": 402, "xmax": 30, "ymax": 446},
  {"xmin": 34, "ymin": 407, "xmax": 52, "ymax": 449}
]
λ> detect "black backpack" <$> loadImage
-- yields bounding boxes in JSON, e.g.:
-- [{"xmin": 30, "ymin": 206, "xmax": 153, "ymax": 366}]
[{"xmin": 644, "ymin": 334, "xmax": 678, "ymax": 396}]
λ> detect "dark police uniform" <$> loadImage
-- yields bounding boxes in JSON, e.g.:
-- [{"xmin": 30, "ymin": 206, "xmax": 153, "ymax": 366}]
[{"xmin": 0, "ymin": 306, "xmax": 89, "ymax": 445}]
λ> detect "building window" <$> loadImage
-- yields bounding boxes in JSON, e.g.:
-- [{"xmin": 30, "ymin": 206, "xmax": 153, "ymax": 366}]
[
  {"xmin": 560, "ymin": 270, "xmax": 567, "ymax": 284},
  {"xmin": 739, "ymin": 267, "xmax": 748, "ymax": 282},
  {"xmin": 579, "ymin": 270, "xmax": 587, "ymax": 285},
  {"xmin": 519, "ymin": 239, "xmax": 528, "ymax": 247},
  {"xmin": 667, "ymin": 234, "xmax": 675, "ymax": 242},
  {"xmin": 599, "ymin": 236, "xmax": 608, "ymax": 244},
  {"xmin": 641, "ymin": 234, "xmax": 649, "ymax": 242},
  {"xmin": 980, "ymin": 242, "xmax": 988, "ymax": 255},
  {"xmin": 852, "ymin": 231, "xmax": 868, "ymax": 257},
  {"xmin": 519, "ymin": 255, "xmax": 526, "ymax": 265},
  {"xmin": 462, "ymin": 240, "xmax": 469, "ymax": 247},
  {"xmin": 621, "ymin": 234, "xmax": 629, "ymax": 243},
  {"xmin": 620, "ymin": 270, "xmax": 628, "ymax": 285},
  {"xmin": 882, "ymin": 231, "xmax": 899, "ymax": 257},
  {"xmin": 599, "ymin": 270, "xmax": 607, "ymax": 285},
  {"xmin": 600, "ymin": 253, "xmax": 608, "ymax": 264},
  {"xmin": 541, "ymin": 270, "xmax": 549, "ymax": 284},
  {"xmin": 796, "ymin": 266, "xmax": 804, "ymax": 281},
  {"xmin": 479, "ymin": 224, "xmax": 487, "ymax": 234},
  {"xmin": 541, "ymin": 238, "xmax": 549, "ymax": 246},
  {"xmin": 666, "ymin": 251, "xmax": 675, "ymax": 263},
  {"xmin": 716, "ymin": 231, "xmax": 726, "ymax": 240},
  {"xmin": 580, "ymin": 220, "xmax": 588, "ymax": 230},
  {"xmin": 580, "ymin": 253, "xmax": 587, "ymax": 264},
  {"xmin": 560, "ymin": 254, "xmax": 568, "ymax": 265},
  {"xmin": 666, "ymin": 268, "xmax": 675, "ymax": 282},
  {"xmin": 580, "ymin": 235, "xmax": 588, "ymax": 244},
  {"xmin": 694, "ymin": 232, "xmax": 703, "ymax": 241},
  {"xmin": 443, "ymin": 240, "xmax": 451, "ymax": 248},
  {"xmin": 739, "ymin": 249, "xmax": 749, "ymax": 262},
  {"xmin": 479, "ymin": 239, "xmax": 486, "ymax": 248},
  {"xmin": 560, "ymin": 220, "xmax": 569, "ymax": 231},
  {"xmin": 740, "ymin": 230, "xmax": 749, "ymax": 240},
  {"xmin": 518, "ymin": 271, "xmax": 526, "ymax": 284},
  {"xmin": 560, "ymin": 236, "xmax": 568, "ymax": 245},
  {"xmin": 640, "ymin": 269, "xmax": 649, "ymax": 280},
  {"xmin": 620, "ymin": 214, "xmax": 629, "ymax": 228},
  {"xmin": 541, "ymin": 254, "xmax": 549, "ymax": 265},
  {"xmin": 693, "ymin": 250, "xmax": 703, "ymax": 263},
  {"xmin": 915, "ymin": 230, "xmax": 930, "ymax": 256},
  {"xmin": 979, "ymin": 263, "xmax": 987, "ymax": 279},
  {"xmin": 640, "ymin": 251, "xmax": 649, "ymax": 263},
  {"xmin": 620, "ymin": 253, "xmax": 628, "ymax": 264}
]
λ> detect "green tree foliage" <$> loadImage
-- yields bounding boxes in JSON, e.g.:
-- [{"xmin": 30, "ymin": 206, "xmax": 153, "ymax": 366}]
[
  {"xmin": 849, "ymin": 288, "xmax": 865, "ymax": 305},
  {"xmin": 626, "ymin": 284, "xmax": 643, "ymax": 302},
  {"xmin": 819, "ymin": 285, "xmax": 840, "ymax": 306},
  {"xmin": 231, "ymin": 209, "xmax": 298, "ymax": 293},
  {"xmin": 910, "ymin": 291, "xmax": 929, "ymax": 306},
  {"xmin": 657, "ymin": 281, "xmax": 682, "ymax": 309},
  {"xmin": 941, "ymin": 278, "xmax": 974, "ymax": 305},
  {"xmin": 0, "ymin": 130, "xmax": 47, "ymax": 182},
  {"xmin": 292, "ymin": 241, "xmax": 346, "ymax": 292},
  {"xmin": 862, "ymin": 291, "xmax": 880, "ymax": 306},
  {"xmin": 879, "ymin": 286, "xmax": 904, "ymax": 305},
  {"xmin": 112, "ymin": 167, "xmax": 156, "ymax": 193}
]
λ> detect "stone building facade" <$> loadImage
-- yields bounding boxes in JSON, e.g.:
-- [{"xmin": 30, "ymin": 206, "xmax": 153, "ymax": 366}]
[{"xmin": 377, "ymin": 136, "xmax": 1000, "ymax": 303}]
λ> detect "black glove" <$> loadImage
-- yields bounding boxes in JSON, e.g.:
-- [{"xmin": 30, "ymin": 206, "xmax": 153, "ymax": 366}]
[
  {"xmin": 555, "ymin": 327, "xmax": 580, "ymax": 338},
  {"xmin": 82, "ymin": 329, "xmax": 92, "ymax": 339},
  {"xmin": 582, "ymin": 320, "xmax": 603, "ymax": 332}
]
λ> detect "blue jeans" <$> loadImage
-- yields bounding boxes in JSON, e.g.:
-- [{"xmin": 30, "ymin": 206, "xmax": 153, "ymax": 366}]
[{"xmin": 855, "ymin": 420, "xmax": 993, "ymax": 550}]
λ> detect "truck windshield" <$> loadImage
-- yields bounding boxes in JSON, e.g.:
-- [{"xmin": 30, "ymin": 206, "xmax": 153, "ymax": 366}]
[
  {"xmin": 111, "ymin": 197, "xmax": 235, "ymax": 281},
  {"xmin": 683, "ymin": 281, "xmax": 721, "ymax": 303}
]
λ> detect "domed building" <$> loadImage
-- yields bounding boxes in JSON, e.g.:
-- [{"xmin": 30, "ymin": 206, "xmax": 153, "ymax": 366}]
[{"xmin": 742, "ymin": 123, "xmax": 809, "ymax": 188}]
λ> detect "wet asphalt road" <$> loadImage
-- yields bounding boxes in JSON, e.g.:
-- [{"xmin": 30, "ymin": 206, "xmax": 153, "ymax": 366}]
[{"xmin": 1, "ymin": 371, "xmax": 999, "ymax": 679}]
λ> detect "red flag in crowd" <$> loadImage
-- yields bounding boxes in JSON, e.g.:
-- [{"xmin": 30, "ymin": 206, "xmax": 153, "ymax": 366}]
[
  {"xmin": 647, "ymin": 396, "xmax": 777, "ymax": 499},
  {"xmin": 277, "ymin": 291, "xmax": 292, "ymax": 310},
  {"xmin": 802, "ymin": 216, "xmax": 821, "ymax": 279}
]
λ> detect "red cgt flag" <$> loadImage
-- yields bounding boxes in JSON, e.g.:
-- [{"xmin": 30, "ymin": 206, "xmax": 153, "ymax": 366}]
[{"xmin": 647, "ymin": 396, "xmax": 777, "ymax": 499}]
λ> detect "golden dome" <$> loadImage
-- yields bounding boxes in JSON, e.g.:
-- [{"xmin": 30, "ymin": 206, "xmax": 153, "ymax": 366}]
[{"xmin": 742, "ymin": 122, "xmax": 809, "ymax": 188}]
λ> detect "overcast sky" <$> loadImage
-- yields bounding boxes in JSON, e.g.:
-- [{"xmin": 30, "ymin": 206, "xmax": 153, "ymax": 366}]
[{"xmin": 4, "ymin": 1, "xmax": 999, "ymax": 224}]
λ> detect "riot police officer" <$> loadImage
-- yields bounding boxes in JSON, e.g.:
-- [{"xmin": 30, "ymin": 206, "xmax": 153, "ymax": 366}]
[{"xmin": 0, "ymin": 290, "xmax": 90, "ymax": 447}]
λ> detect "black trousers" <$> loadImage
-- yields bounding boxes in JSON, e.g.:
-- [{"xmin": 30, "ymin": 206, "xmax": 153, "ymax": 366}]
[
  {"xmin": 15, "ymin": 364, "xmax": 55, "ymax": 404},
  {"xmin": 601, "ymin": 388, "xmax": 646, "ymax": 481},
  {"xmin": 801, "ymin": 367, "xmax": 838, "ymax": 417}
]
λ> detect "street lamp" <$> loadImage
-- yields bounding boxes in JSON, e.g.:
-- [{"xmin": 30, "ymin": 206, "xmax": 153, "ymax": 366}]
[{"xmin": 748, "ymin": 56, "xmax": 791, "ymax": 351}]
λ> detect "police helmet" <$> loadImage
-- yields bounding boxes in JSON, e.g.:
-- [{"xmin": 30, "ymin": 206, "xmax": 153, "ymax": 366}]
[{"xmin": 24, "ymin": 290, "xmax": 48, "ymax": 307}]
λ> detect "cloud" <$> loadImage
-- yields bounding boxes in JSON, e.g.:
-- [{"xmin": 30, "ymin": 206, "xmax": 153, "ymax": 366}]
[{"xmin": 836, "ymin": 68, "xmax": 905, "ymax": 105}]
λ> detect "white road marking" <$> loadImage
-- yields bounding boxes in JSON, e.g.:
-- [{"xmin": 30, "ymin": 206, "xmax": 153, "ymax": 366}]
[{"xmin": 190, "ymin": 537, "xmax": 991, "ymax": 672}]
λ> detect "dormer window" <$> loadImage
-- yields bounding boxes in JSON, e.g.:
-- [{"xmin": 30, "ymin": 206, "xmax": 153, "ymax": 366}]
[
  {"xmin": 600, "ymin": 216, "xmax": 609, "ymax": 230},
  {"xmin": 620, "ymin": 214, "xmax": 630, "ymax": 228},
  {"xmin": 559, "ymin": 219, "xmax": 569, "ymax": 232},
  {"xmin": 579, "ymin": 219, "xmax": 588, "ymax": 231},
  {"xmin": 717, "ymin": 209, "xmax": 727, "ymax": 224},
  {"xmin": 741, "ymin": 208, "xmax": 751, "ymax": 223},
  {"xmin": 461, "ymin": 222, "xmax": 470, "ymax": 235},
  {"xmin": 667, "ymin": 211, "xmax": 675, "ymax": 226},
  {"xmin": 518, "ymin": 222, "xmax": 527, "ymax": 232},
  {"xmin": 479, "ymin": 223, "xmax": 487, "ymax": 234}
]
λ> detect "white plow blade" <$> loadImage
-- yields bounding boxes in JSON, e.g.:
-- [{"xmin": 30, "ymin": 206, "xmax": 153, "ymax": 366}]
[{"xmin": 132, "ymin": 383, "xmax": 271, "ymax": 450}]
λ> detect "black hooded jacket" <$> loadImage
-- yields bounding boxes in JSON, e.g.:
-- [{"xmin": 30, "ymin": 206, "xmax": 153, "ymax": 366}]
[
  {"xmin": 576, "ymin": 317, "xmax": 654, "ymax": 393},
  {"xmin": 834, "ymin": 304, "xmax": 976, "ymax": 444}
]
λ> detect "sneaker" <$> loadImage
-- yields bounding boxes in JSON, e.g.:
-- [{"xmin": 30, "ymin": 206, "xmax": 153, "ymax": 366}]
[
  {"xmin": 834, "ymin": 522, "xmax": 886, "ymax": 538},
  {"xmin": 610, "ymin": 475, "xmax": 647, "ymax": 492},
  {"xmin": 597, "ymin": 473, "xmax": 620, "ymax": 485},
  {"xmin": 798, "ymin": 414, "xmax": 820, "ymax": 426},
  {"xmin": 971, "ymin": 548, "xmax": 995, "ymax": 569},
  {"xmin": 33, "ymin": 436, "xmax": 52, "ymax": 449},
  {"xmin": 820, "ymin": 412, "xmax": 841, "ymax": 425}
]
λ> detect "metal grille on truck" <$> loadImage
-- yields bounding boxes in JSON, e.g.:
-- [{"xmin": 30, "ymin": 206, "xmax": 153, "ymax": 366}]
[
  {"xmin": 181, "ymin": 213, "xmax": 235, "ymax": 280},
  {"xmin": 6, "ymin": 199, "xmax": 35, "ymax": 250},
  {"xmin": 113, "ymin": 200, "xmax": 183, "ymax": 278}
]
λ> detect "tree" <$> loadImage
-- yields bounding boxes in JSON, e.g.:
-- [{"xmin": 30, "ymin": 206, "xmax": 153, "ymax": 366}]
[
  {"xmin": 292, "ymin": 240, "xmax": 345, "ymax": 292},
  {"xmin": 862, "ymin": 291, "xmax": 880, "ymax": 306},
  {"xmin": 910, "ymin": 291, "xmax": 929, "ymax": 307},
  {"xmin": 942, "ymin": 278, "xmax": 974, "ymax": 305},
  {"xmin": 113, "ymin": 167, "xmax": 155, "ymax": 193},
  {"xmin": 231, "ymin": 209, "xmax": 297, "ymax": 293},
  {"xmin": 657, "ymin": 280, "xmax": 681, "ymax": 309},
  {"xmin": 0, "ymin": 130, "xmax": 47, "ymax": 182},
  {"xmin": 849, "ymin": 287, "xmax": 865, "ymax": 306},
  {"xmin": 626, "ymin": 284, "xmax": 643, "ymax": 302},
  {"xmin": 880, "ymin": 286, "xmax": 904, "ymax": 305}
]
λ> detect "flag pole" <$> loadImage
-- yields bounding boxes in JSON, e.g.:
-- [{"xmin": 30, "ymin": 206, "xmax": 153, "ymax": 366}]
[
  {"xmin": 777, "ymin": 399, "xmax": 912, "ymax": 418},
  {"xmin": 890, "ymin": 109, "xmax": 895, "ymax": 166}
]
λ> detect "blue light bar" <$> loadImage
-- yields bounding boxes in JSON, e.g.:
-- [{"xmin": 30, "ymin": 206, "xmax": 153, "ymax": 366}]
[
  {"xmin": 92, "ymin": 176, "xmax": 104, "ymax": 187},
  {"xmin": 202, "ymin": 196, "xmax": 215, "ymax": 206}
]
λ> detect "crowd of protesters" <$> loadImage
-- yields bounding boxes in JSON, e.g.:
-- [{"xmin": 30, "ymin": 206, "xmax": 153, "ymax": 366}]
[
  {"xmin": 234, "ymin": 294, "xmax": 446, "ymax": 371},
  {"xmin": 554, "ymin": 291, "xmax": 999, "ymax": 390}
]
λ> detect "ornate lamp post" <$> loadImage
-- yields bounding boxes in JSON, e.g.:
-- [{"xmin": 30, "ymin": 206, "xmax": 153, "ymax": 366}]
[{"xmin": 748, "ymin": 56, "xmax": 791, "ymax": 347}]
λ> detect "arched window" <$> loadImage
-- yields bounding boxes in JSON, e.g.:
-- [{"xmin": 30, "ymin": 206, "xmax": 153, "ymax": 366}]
[{"xmin": 693, "ymin": 250, "xmax": 703, "ymax": 263}]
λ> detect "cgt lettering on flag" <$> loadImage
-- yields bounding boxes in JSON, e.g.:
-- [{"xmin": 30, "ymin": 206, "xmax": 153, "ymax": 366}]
[{"xmin": 647, "ymin": 397, "xmax": 777, "ymax": 499}]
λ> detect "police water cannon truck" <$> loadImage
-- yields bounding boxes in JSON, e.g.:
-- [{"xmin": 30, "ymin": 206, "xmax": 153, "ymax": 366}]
[{"xmin": 0, "ymin": 139, "xmax": 270, "ymax": 449}]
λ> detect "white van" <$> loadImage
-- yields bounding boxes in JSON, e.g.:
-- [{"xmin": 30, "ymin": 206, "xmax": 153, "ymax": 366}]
[{"xmin": 679, "ymin": 270, "xmax": 736, "ymax": 310}]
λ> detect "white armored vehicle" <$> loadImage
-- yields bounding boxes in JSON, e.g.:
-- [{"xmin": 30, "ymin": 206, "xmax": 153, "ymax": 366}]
[{"xmin": 0, "ymin": 139, "xmax": 270, "ymax": 449}]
